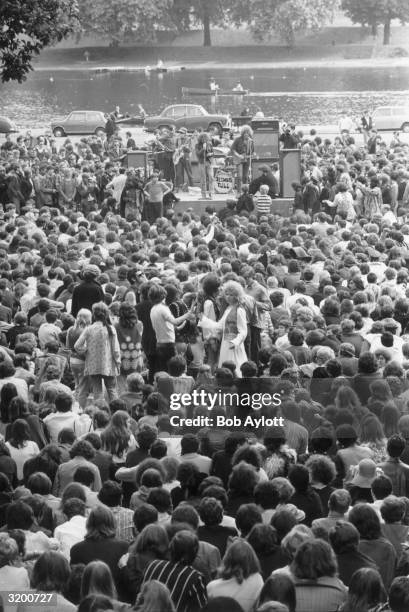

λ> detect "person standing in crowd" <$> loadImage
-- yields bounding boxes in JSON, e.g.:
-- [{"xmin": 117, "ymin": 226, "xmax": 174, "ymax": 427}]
[
  {"xmin": 74, "ymin": 301, "xmax": 121, "ymax": 403},
  {"xmin": 71, "ymin": 266, "xmax": 104, "ymax": 318},
  {"xmin": 149, "ymin": 285, "xmax": 195, "ymax": 373},
  {"xmin": 200, "ymin": 280, "xmax": 248, "ymax": 376},
  {"xmin": 143, "ymin": 171, "xmax": 171, "ymax": 223}
]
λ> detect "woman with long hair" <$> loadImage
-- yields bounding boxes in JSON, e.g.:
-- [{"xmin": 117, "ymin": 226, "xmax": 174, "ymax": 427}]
[
  {"xmin": 115, "ymin": 302, "xmax": 144, "ymax": 395},
  {"xmin": 258, "ymin": 574, "xmax": 296, "ymax": 612},
  {"xmin": 66, "ymin": 308, "xmax": 92, "ymax": 409},
  {"xmin": 0, "ymin": 440, "xmax": 17, "ymax": 488},
  {"xmin": 5, "ymin": 419, "xmax": 39, "ymax": 483},
  {"xmin": 207, "ymin": 539, "xmax": 263, "ymax": 612},
  {"xmin": 6, "ymin": 396, "xmax": 47, "ymax": 449},
  {"xmin": 70, "ymin": 506, "xmax": 128, "ymax": 585},
  {"xmin": 81, "ymin": 560, "xmax": 128, "ymax": 611},
  {"xmin": 165, "ymin": 283, "xmax": 192, "ymax": 348},
  {"xmin": 200, "ymin": 280, "xmax": 248, "ymax": 377},
  {"xmin": 127, "ymin": 524, "xmax": 169, "ymax": 601},
  {"xmin": 359, "ymin": 413, "xmax": 388, "ymax": 463},
  {"xmin": 334, "ymin": 386, "xmax": 364, "ymax": 417},
  {"xmin": 0, "ymin": 383, "xmax": 18, "ymax": 435},
  {"xmin": 199, "ymin": 274, "xmax": 221, "ymax": 373},
  {"xmin": 133, "ymin": 580, "xmax": 175, "ymax": 612},
  {"xmin": 338, "ymin": 567, "xmax": 387, "ymax": 612},
  {"xmin": 101, "ymin": 410, "xmax": 136, "ymax": 468},
  {"xmin": 74, "ymin": 302, "xmax": 121, "ymax": 403}
]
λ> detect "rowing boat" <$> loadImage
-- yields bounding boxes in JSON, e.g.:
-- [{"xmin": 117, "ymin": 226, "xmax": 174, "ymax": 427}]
[{"xmin": 182, "ymin": 87, "xmax": 249, "ymax": 96}]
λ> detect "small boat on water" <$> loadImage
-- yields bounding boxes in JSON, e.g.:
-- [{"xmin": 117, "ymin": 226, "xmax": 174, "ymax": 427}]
[{"xmin": 182, "ymin": 87, "xmax": 249, "ymax": 96}]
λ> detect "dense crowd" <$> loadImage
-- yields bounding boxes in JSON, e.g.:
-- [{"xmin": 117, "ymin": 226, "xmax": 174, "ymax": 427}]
[{"xmin": 0, "ymin": 119, "xmax": 409, "ymax": 612}]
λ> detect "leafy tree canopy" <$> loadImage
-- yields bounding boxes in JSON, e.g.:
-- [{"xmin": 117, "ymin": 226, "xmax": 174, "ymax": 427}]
[{"xmin": 0, "ymin": 0, "xmax": 79, "ymax": 82}]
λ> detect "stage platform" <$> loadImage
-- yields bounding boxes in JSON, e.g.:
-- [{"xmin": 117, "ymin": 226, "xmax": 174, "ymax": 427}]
[{"xmin": 173, "ymin": 189, "xmax": 293, "ymax": 217}]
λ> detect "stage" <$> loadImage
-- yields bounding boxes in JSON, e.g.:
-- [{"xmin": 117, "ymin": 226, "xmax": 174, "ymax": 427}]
[{"xmin": 173, "ymin": 189, "xmax": 293, "ymax": 217}]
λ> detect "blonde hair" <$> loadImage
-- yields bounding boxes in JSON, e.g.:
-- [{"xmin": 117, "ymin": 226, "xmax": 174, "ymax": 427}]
[
  {"xmin": 74, "ymin": 308, "xmax": 92, "ymax": 330},
  {"xmin": 223, "ymin": 280, "xmax": 245, "ymax": 303}
]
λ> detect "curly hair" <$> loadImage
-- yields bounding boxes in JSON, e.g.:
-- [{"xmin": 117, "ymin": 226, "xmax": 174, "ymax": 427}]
[
  {"xmin": 232, "ymin": 444, "xmax": 262, "ymax": 470},
  {"xmin": 118, "ymin": 302, "xmax": 138, "ymax": 329},
  {"xmin": 69, "ymin": 440, "xmax": 95, "ymax": 461},
  {"xmin": 305, "ymin": 454, "xmax": 336, "ymax": 486}
]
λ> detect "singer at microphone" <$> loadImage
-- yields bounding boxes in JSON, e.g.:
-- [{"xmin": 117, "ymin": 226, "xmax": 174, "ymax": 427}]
[{"xmin": 230, "ymin": 124, "xmax": 254, "ymax": 193}]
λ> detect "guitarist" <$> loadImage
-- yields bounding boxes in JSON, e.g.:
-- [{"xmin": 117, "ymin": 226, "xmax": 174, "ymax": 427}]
[
  {"xmin": 174, "ymin": 127, "xmax": 193, "ymax": 192},
  {"xmin": 230, "ymin": 124, "xmax": 254, "ymax": 193}
]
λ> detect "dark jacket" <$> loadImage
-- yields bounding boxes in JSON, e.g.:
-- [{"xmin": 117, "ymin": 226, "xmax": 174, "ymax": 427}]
[
  {"xmin": 71, "ymin": 280, "xmax": 104, "ymax": 317},
  {"xmin": 336, "ymin": 548, "xmax": 376, "ymax": 587}
]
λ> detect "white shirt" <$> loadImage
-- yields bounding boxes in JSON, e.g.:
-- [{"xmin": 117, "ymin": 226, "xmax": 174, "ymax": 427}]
[
  {"xmin": 54, "ymin": 515, "xmax": 87, "ymax": 559},
  {"xmin": 150, "ymin": 302, "xmax": 176, "ymax": 344},
  {"xmin": 207, "ymin": 573, "xmax": 264, "ymax": 612},
  {"xmin": 6, "ymin": 440, "xmax": 39, "ymax": 481},
  {"xmin": 43, "ymin": 411, "xmax": 80, "ymax": 443}
]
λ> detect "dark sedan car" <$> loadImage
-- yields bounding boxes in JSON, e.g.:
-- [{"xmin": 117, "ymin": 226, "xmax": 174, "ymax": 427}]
[
  {"xmin": 0, "ymin": 116, "xmax": 18, "ymax": 133},
  {"xmin": 144, "ymin": 104, "xmax": 231, "ymax": 134},
  {"xmin": 51, "ymin": 110, "xmax": 107, "ymax": 137}
]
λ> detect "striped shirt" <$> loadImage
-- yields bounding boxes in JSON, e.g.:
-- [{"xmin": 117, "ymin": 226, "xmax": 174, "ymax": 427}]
[
  {"xmin": 141, "ymin": 560, "xmax": 207, "ymax": 612},
  {"xmin": 256, "ymin": 193, "xmax": 272, "ymax": 215}
]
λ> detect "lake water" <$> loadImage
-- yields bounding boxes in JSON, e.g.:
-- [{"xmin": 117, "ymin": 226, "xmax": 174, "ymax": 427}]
[{"xmin": 1, "ymin": 65, "xmax": 409, "ymax": 128}]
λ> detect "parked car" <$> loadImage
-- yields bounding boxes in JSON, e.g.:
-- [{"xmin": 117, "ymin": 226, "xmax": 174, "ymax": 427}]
[
  {"xmin": 144, "ymin": 104, "xmax": 231, "ymax": 134},
  {"xmin": 372, "ymin": 106, "xmax": 409, "ymax": 132},
  {"xmin": 0, "ymin": 116, "xmax": 18, "ymax": 133},
  {"xmin": 51, "ymin": 110, "xmax": 107, "ymax": 137}
]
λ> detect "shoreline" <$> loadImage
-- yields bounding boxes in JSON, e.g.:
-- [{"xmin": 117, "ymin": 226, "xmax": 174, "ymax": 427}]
[{"xmin": 33, "ymin": 56, "xmax": 409, "ymax": 72}]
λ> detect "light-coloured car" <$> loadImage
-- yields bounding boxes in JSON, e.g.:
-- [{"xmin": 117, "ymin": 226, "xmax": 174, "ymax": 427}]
[
  {"xmin": 51, "ymin": 110, "xmax": 107, "ymax": 137},
  {"xmin": 372, "ymin": 106, "xmax": 409, "ymax": 132},
  {"xmin": 144, "ymin": 104, "xmax": 230, "ymax": 134}
]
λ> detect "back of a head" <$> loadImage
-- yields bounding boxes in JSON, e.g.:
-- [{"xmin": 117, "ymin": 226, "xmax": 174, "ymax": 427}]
[{"xmin": 389, "ymin": 576, "xmax": 409, "ymax": 612}]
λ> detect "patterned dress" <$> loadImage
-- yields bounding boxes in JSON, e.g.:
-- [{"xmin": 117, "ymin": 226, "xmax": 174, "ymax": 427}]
[{"xmin": 115, "ymin": 322, "xmax": 144, "ymax": 375}]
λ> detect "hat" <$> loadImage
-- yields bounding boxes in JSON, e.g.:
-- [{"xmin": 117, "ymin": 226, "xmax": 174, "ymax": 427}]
[
  {"xmin": 351, "ymin": 458, "xmax": 379, "ymax": 488},
  {"xmin": 177, "ymin": 127, "xmax": 188, "ymax": 134},
  {"xmin": 258, "ymin": 165, "xmax": 270, "ymax": 172},
  {"xmin": 340, "ymin": 342, "xmax": 355, "ymax": 357},
  {"xmin": 83, "ymin": 264, "xmax": 100, "ymax": 278}
]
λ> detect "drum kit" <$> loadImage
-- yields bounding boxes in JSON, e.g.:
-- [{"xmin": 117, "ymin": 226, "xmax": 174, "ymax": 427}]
[{"xmin": 213, "ymin": 151, "xmax": 251, "ymax": 194}]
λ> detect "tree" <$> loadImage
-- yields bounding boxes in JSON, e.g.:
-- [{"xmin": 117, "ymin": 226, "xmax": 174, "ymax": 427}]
[
  {"xmin": 78, "ymin": 0, "xmax": 173, "ymax": 45},
  {"xmin": 250, "ymin": 0, "xmax": 339, "ymax": 47},
  {"xmin": 342, "ymin": 0, "xmax": 409, "ymax": 45},
  {"xmin": 0, "ymin": 0, "xmax": 78, "ymax": 82},
  {"xmin": 168, "ymin": 0, "xmax": 250, "ymax": 46}
]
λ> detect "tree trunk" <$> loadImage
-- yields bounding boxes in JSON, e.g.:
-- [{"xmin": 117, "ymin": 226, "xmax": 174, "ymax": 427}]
[
  {"xmin": 371, "ymin": 22, "xmax": 377, "ymax": 37},
  {"xmin": 202, "ymin": 2, "xmax": 211, "ymax": 46},
  {"xmin": 383, "ymin": 18, "xmax": 391, "ymax": 45}
]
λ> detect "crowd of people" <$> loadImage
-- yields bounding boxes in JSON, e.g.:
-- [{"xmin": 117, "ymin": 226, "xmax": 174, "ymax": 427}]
[{"xmin": 0, "ymin": 114, "xmax": 409, "ymax": 612}]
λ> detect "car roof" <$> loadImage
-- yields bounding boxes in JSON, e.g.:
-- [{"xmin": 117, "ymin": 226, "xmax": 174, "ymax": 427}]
[
  {"xmin": 164, "ymin": 104, "xmax": 203, "ymax": 109},
  {"xmin": 68, "ymin": 110, "xmax": 105, "ymax": 113}
]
